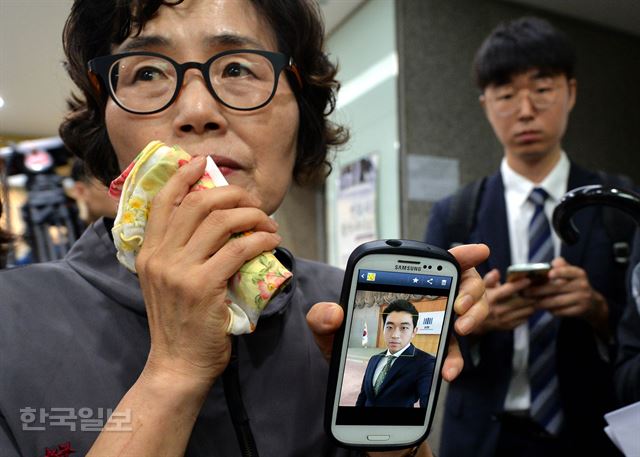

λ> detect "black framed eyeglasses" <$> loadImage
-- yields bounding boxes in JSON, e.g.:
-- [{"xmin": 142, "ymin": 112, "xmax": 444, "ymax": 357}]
[{"xmin": 88, "ymin": 49, "xmax": 302, "ymax": 115}]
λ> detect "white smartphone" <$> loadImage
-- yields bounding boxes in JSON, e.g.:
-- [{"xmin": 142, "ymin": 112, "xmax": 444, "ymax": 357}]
[{"xmin": 325, "ymin": 239, "xmax": 460, "ymax": 450}]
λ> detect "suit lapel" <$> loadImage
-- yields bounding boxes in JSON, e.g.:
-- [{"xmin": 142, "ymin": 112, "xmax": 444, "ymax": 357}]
[
  {"xmin": 378, "ymin": 344, "xmax": 415, "ymax": 390},
  {"xmin": 476, "ymin": 173, "xmax": 511, "ymax": 276}
]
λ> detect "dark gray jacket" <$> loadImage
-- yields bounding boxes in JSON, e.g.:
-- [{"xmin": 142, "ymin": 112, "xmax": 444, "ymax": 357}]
[{"xmin": 0, "ymin": 219, "xmax": 349, "ymax": 457}]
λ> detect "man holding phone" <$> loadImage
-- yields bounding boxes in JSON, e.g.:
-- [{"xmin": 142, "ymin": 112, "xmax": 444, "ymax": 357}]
[
  {"xmin": 356, "ymin": 299, "xmax": 436, "ymax": 408},
  {"xmin": 425, "ymin": 16, "xmax": 632, "ymax": 457}
]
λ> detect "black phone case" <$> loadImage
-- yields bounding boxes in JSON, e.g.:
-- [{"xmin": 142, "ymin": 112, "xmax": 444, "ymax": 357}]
[{"xmin": 324, "ymin": 239, "xmax": 461, "ymax": 451}]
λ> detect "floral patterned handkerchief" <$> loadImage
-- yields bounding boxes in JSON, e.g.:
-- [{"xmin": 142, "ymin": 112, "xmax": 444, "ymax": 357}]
[{"xmin": 109, "ymin": 141, "xmax": 292, "ymax": 334}]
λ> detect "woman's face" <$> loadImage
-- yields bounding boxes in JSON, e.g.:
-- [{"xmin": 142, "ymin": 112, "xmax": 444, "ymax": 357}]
[{"xmin": 105, "ymin": 0, "xmax": 299, "ymax": 215}]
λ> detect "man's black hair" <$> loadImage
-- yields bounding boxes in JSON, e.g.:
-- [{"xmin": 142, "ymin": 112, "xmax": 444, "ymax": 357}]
[
  {"xmin": 382, "ymin": 299, "xmax": 419, "ymax": 329},
  {"xmin": 473, "ymin": 16, "xmax": 576, "ymax": 90}
]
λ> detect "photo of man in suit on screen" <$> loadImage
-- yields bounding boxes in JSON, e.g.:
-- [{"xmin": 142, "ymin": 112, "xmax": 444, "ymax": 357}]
[{"xmin": 356, "ymin": 299, "xmax": 436, "ymax": 408}]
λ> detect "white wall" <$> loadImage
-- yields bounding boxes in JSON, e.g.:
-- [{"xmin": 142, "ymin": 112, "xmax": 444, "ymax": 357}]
[{"xmin": 325, "ymin": 0, "xmax": 400, "ymax": 268}]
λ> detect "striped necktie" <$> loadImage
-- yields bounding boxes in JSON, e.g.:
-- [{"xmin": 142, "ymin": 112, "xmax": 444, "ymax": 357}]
[
  {"xmin": 527, "ymin": 187, "xmax": 563, "ymax": 434},
  {"xmin": 373, "ymin": 355, "xmax": 394, "ymax": 396}
]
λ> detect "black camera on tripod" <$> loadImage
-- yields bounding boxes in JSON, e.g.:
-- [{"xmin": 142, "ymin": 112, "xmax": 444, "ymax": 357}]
[{"xmin": 0, "ymin": 137, "xmax": 83, "ymax": 264}]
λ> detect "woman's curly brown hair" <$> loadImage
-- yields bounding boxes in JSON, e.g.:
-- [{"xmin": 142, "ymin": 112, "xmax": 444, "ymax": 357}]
[{"xmin": 59, "ymin": 0, "xmax": 348, "ymax": 187}]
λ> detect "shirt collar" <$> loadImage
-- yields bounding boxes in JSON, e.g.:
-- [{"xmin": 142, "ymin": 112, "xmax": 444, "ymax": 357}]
[{"xmin": 501, "ymin": 151, "xmax": 570, "ymax": 207}]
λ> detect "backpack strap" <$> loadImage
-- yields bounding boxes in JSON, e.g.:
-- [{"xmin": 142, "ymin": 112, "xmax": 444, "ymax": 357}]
[
  {"xmin": 596, "ymin": 170, "xmax": 636, "ymax": 266},
  {"xmin": 444, "ymin": 177, "xmax": 486, "ymax": 249}
]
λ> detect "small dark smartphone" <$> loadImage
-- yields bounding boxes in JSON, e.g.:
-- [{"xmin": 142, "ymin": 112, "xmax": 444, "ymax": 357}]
[
  {"xmin": 506, "ymin": 262, "xmax": 551, "ymax": 285},
  {"xmin": 325, "ymin": 239, "xmax": 460, "ymax": 450}
]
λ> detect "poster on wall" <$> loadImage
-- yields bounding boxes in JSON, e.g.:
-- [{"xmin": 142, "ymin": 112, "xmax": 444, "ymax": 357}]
[
  {"xmin": 416, "ymin": 311, "xmax": 445, "ymax": 335},
  {"xmin": 336, "ymin": 154, "xmax": 378, "ymax": 268}
]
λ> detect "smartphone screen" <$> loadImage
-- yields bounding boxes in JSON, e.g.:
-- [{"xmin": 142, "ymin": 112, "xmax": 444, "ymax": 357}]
[{"xmin": 328, "ymin": 252, "xmax": 458, "ymax": 446}]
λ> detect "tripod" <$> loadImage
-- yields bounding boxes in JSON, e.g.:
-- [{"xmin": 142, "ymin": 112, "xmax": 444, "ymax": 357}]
[{"xmin": 21, "ymin": 173, "xmax": 83, "ymax": 263}]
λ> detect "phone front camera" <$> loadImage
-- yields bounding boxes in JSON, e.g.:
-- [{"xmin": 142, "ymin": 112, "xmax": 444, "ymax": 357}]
[{"xmin": 437, "ymin": 265, "xmax": 443, "ymax": 271}]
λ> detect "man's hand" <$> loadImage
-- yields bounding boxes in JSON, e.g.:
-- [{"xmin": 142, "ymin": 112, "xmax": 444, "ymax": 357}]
[
  {"xmin": 471, "ymin": 268, "xmax": 535, "ymax": 335},
  {"xmin": 306, "ymin": 243, "xmax": 490, "ymax": 382},
  {"xmin": 524, "ymin": 256, "xmax": 609, "ymax": 335}
]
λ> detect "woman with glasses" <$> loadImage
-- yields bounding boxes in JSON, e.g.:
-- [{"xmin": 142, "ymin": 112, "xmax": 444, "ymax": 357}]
[{"xmin": 0, "ymin": 1, "xmax": 489, "ymax": 456}]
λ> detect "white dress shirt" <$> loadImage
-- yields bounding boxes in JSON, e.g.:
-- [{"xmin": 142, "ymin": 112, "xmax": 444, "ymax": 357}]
[{"xmin": 501, "ymin": 152, "xmax": 569, "ymax": 411}]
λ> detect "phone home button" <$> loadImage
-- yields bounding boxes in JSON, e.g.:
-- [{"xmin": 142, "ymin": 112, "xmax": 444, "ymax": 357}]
[{"xmin": 367, "ymin": 435, "xmax": 390, "ymax": 441}]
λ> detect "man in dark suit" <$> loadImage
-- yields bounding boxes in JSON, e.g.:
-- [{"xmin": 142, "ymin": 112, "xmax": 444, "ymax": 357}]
[
  {"xmin": 356, "ymin": 299, "xmax": 436, "ymax": 408},
  {"xmin": 425, "ymin": 17, "xmax": 630, "ymax": 457}
]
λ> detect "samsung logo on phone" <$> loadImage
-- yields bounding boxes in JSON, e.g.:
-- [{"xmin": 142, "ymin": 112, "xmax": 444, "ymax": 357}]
[{"xmin": 395, "ymin": 265, "xmax": 422, "ymax": 271}]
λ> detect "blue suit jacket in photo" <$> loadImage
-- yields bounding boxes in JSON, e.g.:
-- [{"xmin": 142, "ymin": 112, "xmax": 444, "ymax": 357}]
[{"xmin": 355, "ymin": 344, "xmax": 436, "ymax": 408}]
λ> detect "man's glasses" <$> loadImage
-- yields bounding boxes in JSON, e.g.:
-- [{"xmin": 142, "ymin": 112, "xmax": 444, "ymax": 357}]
[
  {"xmin": 88, "ymin": 49, "xmax": 301, "ymax": 115},
  {"xmin": 485, "ymin": 79, "xmax": 559, "ymax": 117}
]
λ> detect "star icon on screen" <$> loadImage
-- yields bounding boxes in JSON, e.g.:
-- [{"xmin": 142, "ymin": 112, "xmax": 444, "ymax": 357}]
[{"xmin": 412, "ymin": 277, "xmax": 419, "ymax": 283}]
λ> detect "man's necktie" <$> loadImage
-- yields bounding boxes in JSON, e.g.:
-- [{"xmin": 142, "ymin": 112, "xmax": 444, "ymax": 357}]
[
  {"xmin": 527, "ymin": 187, "xmax": 563, "ymax": 434},
  {"xmin": 373, "ymin": 355, "xmax": 394, "ymax": 396}
]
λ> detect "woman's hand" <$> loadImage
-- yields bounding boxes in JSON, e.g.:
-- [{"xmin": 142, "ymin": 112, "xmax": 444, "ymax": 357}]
[
  {"xmin": 435, "ymin": 243, "xmax": 490, "ymax": 381},
  {"xmin": 136, "ymin": 157, "xmax": 282, "ymax": 385},
  {"xmin": 368, "ymin": 441, "xmax": 433, "ymax": 457},
  {"xmin": 89, "ymin": 157, "xmax": 283, "ymax": 457}
]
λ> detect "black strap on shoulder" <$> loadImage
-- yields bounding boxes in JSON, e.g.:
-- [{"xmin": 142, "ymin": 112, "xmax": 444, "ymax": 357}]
[
  {"xmin": 223, "ymin": 337, "xmax": 260, "ymax": 457},
  {"xmin": 596, "ymin": 170, "xmax": 636, "ymax": 266},
  {"xmin": 444, "ymin": 177, "xmax": 486, "ymax": 249}
]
